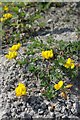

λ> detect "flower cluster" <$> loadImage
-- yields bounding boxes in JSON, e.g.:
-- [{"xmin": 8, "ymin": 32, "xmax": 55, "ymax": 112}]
[
  {"xmin": 41, "ymin": 49, "xmax": 75, "ymax": 99},
  {"xmin": 0, "ymin": 12, "xmax": 12, "ymax": 22},
  {"xmin": 3, "ymin": 13, "xmax": 12, "ymax": 19},
  {"xmin": 3, "ymin": 6, "xmax": 9, "ymax": 11},
  {"xmin": 42, "ymin": 49, "xmax": 53, "ymax": 59},
  {"xmin": 64, "ymin": 58, "xmax": 75, "ymax": 69},
  {"xmin": 5, "ymin": 43, "xmax": 21, "ymax": 60},
  {"xmin": 15, "ymin": 83, "xmax": 27, "ymax": 97},
  {"xmin": 5, "ymin": 51, "xmax": 18, "ymax": 60},
  {"xmin": 9, "ymin": 43, "xmax": 21, "ymax": 51}
]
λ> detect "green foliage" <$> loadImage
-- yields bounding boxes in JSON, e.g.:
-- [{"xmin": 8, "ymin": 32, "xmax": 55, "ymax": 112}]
[
  {"xmin": 28, "ymin": 64, "xmax": 35, "ymax": 72},
  {"xmin": 2, "ymin": 2, "xmax": 47, "ymax": 45},
  {"xmin": 38, "ymin": 22, "xmax": 46, "ymax": 28},
  {"xmin": 42, "ymin": 86, "xmax": 54, "ymax": 100},
  {"xmin": 37, "ymin": 2, "xmax": 51, "ymax": 11},
  {"xmin": 17, "ymin": 58, "xmax": 27, "ymax": 66},
  {"xmin": 11, "ymin": 6, "xmax": 19, "ymax": 13}
]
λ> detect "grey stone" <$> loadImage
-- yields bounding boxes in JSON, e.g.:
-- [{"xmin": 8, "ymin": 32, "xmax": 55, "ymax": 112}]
[
  {"xmin": 25, "ymin": 108, "xmax": 28, "ymax": 112},
  {"xmin": 38, "ymin": 109, "xmax": 44, "ymax": 115},
  {"xmin": 21, "ymin": 106, "xmax": 25, "ymax": 111},
  {"xmin": 62, "ymin": 115, "xmax": 68, "ymax": 119},
  {"xmin": 61, "ymin": 106, "xmax": 66, "ymax": 113},
  {"xmin": 11, "ymin": 108, "xmax": 17, "ymax": 113},
  {"xmin": 47, "ymin": 19, "xmax": 53, "ymax": 24},
  {"xmin": 55, "ymin": 104, "xmax": 62, "ymax": 112},
  {"xmin": 24, "ymin": 113, "xmax": 32, "ymax": 119},
  {"xmin": 66, "ymin": 102, "xmax": 72, "ymax": 109},
  {"xmin": 41, "ymin": 103, "xmax": 47, "ymax": 110},
  {"xmin": 5, "ymin": 103, "xmax": 11, "ymax": 109},
  {"xmin": 17, "ymin": 107, "xmax": 22, "ymax": 113},
  {"xmin": 11, "ymin": 112, "xmax": 15, "ymax": 117},
  {"xmin": 34, "ymin": 104, "xmax": 41, "ymax": 110},
  {"xmin": 49, "ymin": 112, "xmax": 54, "ymax": 117},
  {"xmin": 20, "ymin": 112, "xmax": 25, "ymax": 118},
  {"xmin": 29, "ymin": 110, "xmax": 34, "ymax": 116},
  {"xmin": 44, "ymin": 100, "xmax": 50, "ymax": 105},
  {"xmin": 68, "ymin": 115, "xmax": 79, "ymax": 119},
  {"xmin": 71, "ymin": 102, "xmax": 79, "ymax": 115},
  {"xmin": 55, "ymin": 112, "xmax": 62, "ymax": 118}
]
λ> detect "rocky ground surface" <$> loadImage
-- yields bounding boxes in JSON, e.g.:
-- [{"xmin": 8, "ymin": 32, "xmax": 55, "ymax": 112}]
[
  {"xmin": 35, "ymin": 2, "xmax": 79, "ymax": 42},
  {"xmin": 0, "ymin": 2, "xmax": 80, "ymax": 120},
  {"xmin": 0, "ymin": 51, "xmax": 80, "ymax": 120}
]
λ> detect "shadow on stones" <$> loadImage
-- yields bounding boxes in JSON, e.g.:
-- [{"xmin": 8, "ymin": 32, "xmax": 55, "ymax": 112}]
[
  {"xmin": 71, "ymin": 68, "xmax": 80, "ymax": 98},
  {"xmin": 35, "ymin": 27, "xmax": 74, "ymax": 37},
  {"xmin": 27, "ymin": 95, "xmax": 48, "ymax": 114}
]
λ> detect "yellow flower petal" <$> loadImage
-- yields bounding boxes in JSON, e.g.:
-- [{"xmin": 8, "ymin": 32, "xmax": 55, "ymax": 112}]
[
  {"xmin": 17, "ymin": 43, "xmax": 21, "ymax": 47},
  {"xmin": 22, "ymin": 91, "xmax": 27, "ymax": 95},
  {"xmin": 54, "ymin": 84, "xmax": 59, "ymax": 90},
  {"xmin": 9, "ymin": 43, "xmax": 21, "ymax": 51},
  {"xmin": 42, "ymin": 49, "xmax": 53, "ymax": 59},
  {"xmin": 3, "ymin": 13, "xmax": 12, "ymax": 19},
  {"xmin": 64, "ymin": 58, "xmax": 75, "ymax": 69},
  {"xmin": 58, "ymin": 80, "xmax": 64, "ymax": 88},
  {"xmin": 71, "ymin": 63, "xmax": 75, "ymax": 69},
  {"xmin": 67, "ymin": 58, "xmax": 72, "ymax": 64},
  {"xmin": 3, "ymin": 6, "xmax": 9, "ymax": 11},
  {"xmin": 0, "ymin": 17, "xmax": 6, "ymax": 22},
  {"xmin": 54, "ymin": 80, "xmax": 64, "ymax": 90},
  {"xmin": 15, "ymin": 83, "xmax": 27, "ymax": 97},
  {"xmin": 15, "ymin": 87, "xmax": 21, "ymax": 97},
  {"xmin": 65, "ymin": 84, "xmax": 73, "ymax": 88},
  {"xmin": 64, "ymin": 63, "xmax": 70, "ymax": 68},
  {"xmin": 5, "ymin": 51, "xmax": 18, "ymax": 60}
]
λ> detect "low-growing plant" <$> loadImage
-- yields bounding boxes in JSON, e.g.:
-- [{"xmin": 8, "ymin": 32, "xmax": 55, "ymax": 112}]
[
  {"xmin": 1, "ymin": 2, "xmax": 49, "ymax": 45},
  {"xmin": 5, "ymin": 38, "xmax": 79, "ymax": 100}
]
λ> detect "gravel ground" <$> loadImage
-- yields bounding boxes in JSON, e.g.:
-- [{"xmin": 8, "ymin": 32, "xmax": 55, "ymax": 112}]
[
  {"xmin": 35, "ymin": 2, "xmax": 79, "ymax": 41},
  {"xmin": 0, "ymin": 51, "xmax": 80, "ymax": 119},
  {"xmin": 0, "ymin": 2, "xmax": 80, "ymax": 120}
]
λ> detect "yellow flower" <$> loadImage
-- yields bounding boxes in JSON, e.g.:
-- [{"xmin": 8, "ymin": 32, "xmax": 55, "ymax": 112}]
[
  {"xmin": 65, "ymin": 84, "xmax": 73, "ymax": 89},
  {"xmin": 42, "ymin": 49, "xmax": 53, "ymax": 59},
  {"xmin": 54, "ymin": 80, "xmax": 64, "ymax": 90},
  {"xmin": 0, "ymin": 13, "xmax": 12, "ymax": 22},
  {"xmin": 3, "ymin": 6, "xmax": 9, "ymax": 11},
  {"xmin": 3, "ymin": 13, "xmax": 12, "ymax": 19},
  {"xmin": 5, "ymin": 51, "xmax": 18, "ymax": 60},
  {"xmin": 9, "ymin": 43, "xmax": 21, "ymax": 51},
  {"xmin": 15, "ymin": 83, "xmax": 27, "ymax": 97},
  {"xmin": 64, "ymin": 58, "xmax": 75, "ymax": 69},
  {"xmin": 0, "ymin": 17, "xmax": 5, "ymax": 22}
]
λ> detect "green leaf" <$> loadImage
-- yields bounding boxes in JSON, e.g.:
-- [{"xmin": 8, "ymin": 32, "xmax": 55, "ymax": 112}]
[
  {"xmin": 28, "ymin": 64, "xmax": 35, "ymax": 72},
  {"xmin": 39, "ymin": 72, "xmax": 45, "ymax": 79},
  {"xmin": 20, "ymin": 12, "xmax": 25, "ymax": 17},
  {"xmin": 38, "ymin": 22, "xmax": 46, "ymax": 28},
  {"xmin": 43, "ymin": 86, "xmax": 54, "ymax": 100},
  {"xmin": 17, "ymin": 58, "xmax": 27, "ymax": 66},
  {"xmin": 11, "ymin": 7, "xmax": 19, "ymax": 13},
  {"xmin": 58, "ymin": 56, "xmax": 65, "ymax": 66}
]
